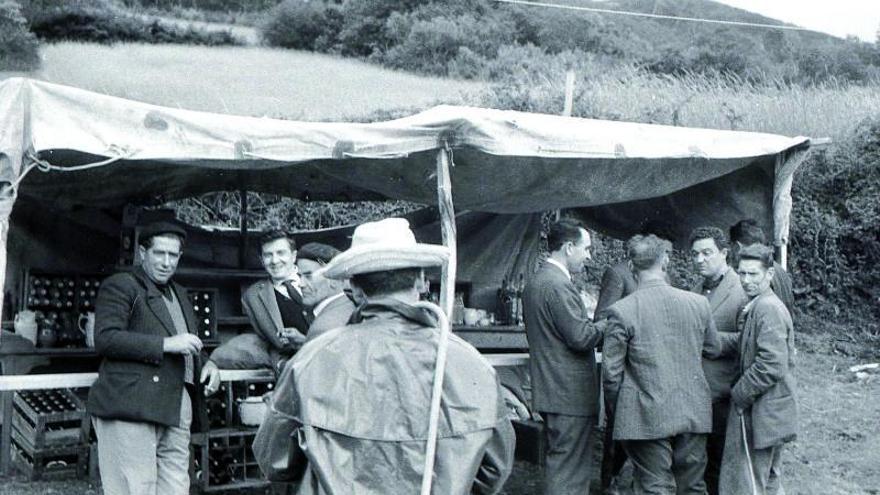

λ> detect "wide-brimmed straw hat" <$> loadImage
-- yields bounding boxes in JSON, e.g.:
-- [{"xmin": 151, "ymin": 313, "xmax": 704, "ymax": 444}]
[{"xmin": 322, "ymin": 218, "xmax": 449, "ymax": 280}]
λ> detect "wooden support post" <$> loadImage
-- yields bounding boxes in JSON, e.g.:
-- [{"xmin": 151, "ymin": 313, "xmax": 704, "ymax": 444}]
[
  {"xmin": 238, "ymin": 189, "xmax": 248, "ymax": 269},
  {"xmin": 436, "ymin": 147, "xmax": 457, "ymax": 318},
  {"xmin": 772, "ymin": 147, "xmax": 812, "ymax": 270},
  {"xmin": 563, "ymin": 70, "xmax": 575, "ymax": 117},
  {"xmin": 420, "ymin": 147, "xmax": 457, "ymax": 495}
]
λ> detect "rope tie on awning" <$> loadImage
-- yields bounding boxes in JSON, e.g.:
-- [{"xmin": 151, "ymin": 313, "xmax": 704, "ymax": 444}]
[{"xmin": 8, "ymin": 147, "xmax": 140, "ymax": 194}]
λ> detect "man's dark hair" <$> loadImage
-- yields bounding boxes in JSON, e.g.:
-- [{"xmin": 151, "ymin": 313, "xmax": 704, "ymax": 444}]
[
  {"xmin": 737, "ymin": 243, "xmax": 774, "ymax": 269},
  {"xmin": 260, "ymin": 229, "xmax": 295, "ymax": 251},
  {"xmin": 688, "ymin": 226, "xmax": 729, "ymax": 251},
  {"xmin": 140, "ymin": 232, "xmax": 185, "ymax": 250},
  {"xmin": 729, "ymin": 219, "xmax": 767, "ymax": 245},
  {"xmin": 627, "ymin": 234, "xmax": 672, "ymax": 271},
  {"xmin": 547, "ymin": 219, "xmax": 585, "ymax": 253},
  {"xmin": 297, "ymin": 242, "xmax": 340, "ymax": 265},
  {"xmin": 350, "ymin": 268, "xmax": 422, "ymax": 297}
]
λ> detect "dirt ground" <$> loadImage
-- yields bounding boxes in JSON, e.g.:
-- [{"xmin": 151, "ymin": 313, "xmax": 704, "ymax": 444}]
[{"xmin": 1, "ymin": 334, "xmax": 878, "ymax": 495}]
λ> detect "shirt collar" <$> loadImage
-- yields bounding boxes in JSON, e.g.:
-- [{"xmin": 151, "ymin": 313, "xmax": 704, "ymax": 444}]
[
  {"xmin": 313, "ymin": 292, "xmax": 346, "ymax": 317},
  {"xmin": 546, "ymin": 258, "xmax": 571, "ymax": 281}
]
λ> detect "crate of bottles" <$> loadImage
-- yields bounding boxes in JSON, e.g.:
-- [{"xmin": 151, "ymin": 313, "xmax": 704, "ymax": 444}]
[
  {"xmin": 24, "ymin": 271, "xmax": 106, "ymax": 348},
  {"xmin": 11, "ymin": 436, "xmax": 88, "ymax": 481},
  {"xmin": 191, "ymin": 429, "xmax": 268, "ymax": 492},
  {"xmin": 12, "ymin": 389, "xmax": 90, "ymax": 451},
  {"xmin": 188, "ymin": 289, "xmax": 218, "ymax": 343},
  {"xmin": 205, "ymin": 380, "xmax": 275, "ymax": 430}
]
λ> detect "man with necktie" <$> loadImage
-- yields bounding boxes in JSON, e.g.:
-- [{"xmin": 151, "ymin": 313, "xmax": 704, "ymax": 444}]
[{"xmin": 241, "ymin": 230, "xmax": 313, "ymax": 370}]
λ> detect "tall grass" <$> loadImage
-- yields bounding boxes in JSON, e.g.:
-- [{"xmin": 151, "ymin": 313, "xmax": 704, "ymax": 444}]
[
  {"xmin": 7, "ymin": 42, "xmax": 483, "ymax": 121},
  {"xmin": 475, "ymin": 65, "xmax": 880, "ymax": 142}
]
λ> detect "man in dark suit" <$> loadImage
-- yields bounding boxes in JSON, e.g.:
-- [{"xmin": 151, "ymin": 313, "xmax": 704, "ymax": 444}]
[
  {"xmin": 719, "ymin": 244, "xmax": 797, "ymax": 495},
  {"xmin": 88, "ymin": 221, "xmax": 220, "ymax": 495},
  {"xmin": 603, "ymin": 234, "xmax": 720, "ymax": 494},
  {"xmin": 241, "ymin": 230, "xmax": 313, "ymax": 369},
  {"xmin": 689, "ymin": 226, "xmax": 748, "ymax": 495},
  {"xmin": 729, "ymin": 219, "xmax": 795, "ymax": 315},
  {"xmin": 296, "ymin": 242, "xmax": 357, "ymax": 341},
  {"xmin": 523, "ymin": 218, "xmax": 606, "ymax": 494}
]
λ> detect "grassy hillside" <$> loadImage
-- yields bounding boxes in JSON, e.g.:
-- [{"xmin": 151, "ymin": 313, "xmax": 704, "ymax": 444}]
[{"xmin": 3, "ymin": 42, "xmax": 482, "ymax": 120}]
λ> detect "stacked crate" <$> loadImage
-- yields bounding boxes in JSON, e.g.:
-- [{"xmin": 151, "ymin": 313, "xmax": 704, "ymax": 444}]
[
  {"xmin": 193, "ymin": 379, "xmax": 274, "ymax": 493},
  {"xmin": 10, "ymin": 389, "xmax": 90, "ymax": 480}
]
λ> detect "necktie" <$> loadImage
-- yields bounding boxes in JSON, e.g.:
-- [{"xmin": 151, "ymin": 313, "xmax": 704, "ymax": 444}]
[{"xmin": 282, "ymin": 280, "xmax": 302, "ymax": 303}]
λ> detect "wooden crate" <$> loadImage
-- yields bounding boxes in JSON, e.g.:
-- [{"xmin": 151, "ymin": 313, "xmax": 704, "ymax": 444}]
[
  {"xmin": 11, "ymin": 433, "xmax": 88, "ymax": 481},
  {"xmin": 12, "ymin": 389, "xmax": 89, "ymax": 451},
  {"xmin": 190, "ymin": 428, "xmax": 268, "ymax": 493}
]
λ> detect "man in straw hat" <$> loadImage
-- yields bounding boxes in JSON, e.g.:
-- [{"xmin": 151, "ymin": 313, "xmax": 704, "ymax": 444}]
[{"xmin": 254, "ymin": 218, "xmax": 515, "ymax": 494}]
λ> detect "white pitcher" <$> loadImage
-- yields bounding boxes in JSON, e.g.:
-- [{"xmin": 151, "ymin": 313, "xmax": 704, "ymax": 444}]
[
  {"xmin": 78, "ymin": 312, "xmax": 96, "ymax": 348},
  {"xmin": 14, "ymin": 310, "xmax": 38, "ymax": 346}
]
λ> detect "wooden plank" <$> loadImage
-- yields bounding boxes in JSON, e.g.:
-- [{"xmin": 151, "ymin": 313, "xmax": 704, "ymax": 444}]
[
  {"xmin": 483, "ymin": 353, "xmax": 529, "ymax": 367},
  {"xmin": 0, "ymin": 369, "xmax": 275, "ymax": 391}
]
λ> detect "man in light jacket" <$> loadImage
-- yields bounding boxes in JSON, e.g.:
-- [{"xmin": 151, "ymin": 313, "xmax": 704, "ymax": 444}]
[{"xmin": 253, "ymin": 218, "xmax": 515, "ymax": 494}]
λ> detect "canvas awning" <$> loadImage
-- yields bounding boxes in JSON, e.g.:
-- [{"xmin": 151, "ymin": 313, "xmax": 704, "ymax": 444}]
[{"xmin": 0, "ymin": 77, "xmax": 810, "ymax": 245}]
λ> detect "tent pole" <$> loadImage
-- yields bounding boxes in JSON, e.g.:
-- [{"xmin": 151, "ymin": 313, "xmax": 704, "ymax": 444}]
[
  {"xmin": 420, "ymin": 146, "xmax": 456, "ymax": 495},
  {"xmin": 437, "ymin": 146, "xmax": 457, "ymax": 317},
  {"xmin": 238, "ymin": 188, "xmax": 248, "ymax": 269},
  {"xmin": 0, "ymin": 80, "xmax": 31, "ymax": 476},
  {"xmin": 772, "ymin": 147, "xmax": 811, "ymax": 270}
]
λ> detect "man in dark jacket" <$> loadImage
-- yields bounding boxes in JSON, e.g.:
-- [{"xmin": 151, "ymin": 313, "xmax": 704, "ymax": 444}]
[
  {"xmin": 603, "ymin": 234, "xmax": 721, "ymax": 494},
  {"xmin": 254, "ymin": 218, "xmax": 515, "ymax": 494},
  {"xmin": 729, "ymin": 219, "xmax": 795, "ymax": 314},
  {"xmin": 523, "ymin": 218, "xmax": 605, "ymax": 494},
  {"xmin": 689, "ymin": 226, "xmax": 748, "ymax": 495},
  {"xmin": 718, "ymin": 244, "xmax": 797, "ymax": 495},
  {"xmin": 87, "ymin": 221, "xmax": 220, "ymax": 495}
]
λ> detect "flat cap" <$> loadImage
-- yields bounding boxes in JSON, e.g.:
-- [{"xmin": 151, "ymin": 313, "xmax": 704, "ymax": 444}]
[
  {"xmin": 140, "ymin": 220, "xmax": 187, "ymax": 241},
  {"xmin": 297, "ymin": 242, "xmax": 341, "ymax": 265}
]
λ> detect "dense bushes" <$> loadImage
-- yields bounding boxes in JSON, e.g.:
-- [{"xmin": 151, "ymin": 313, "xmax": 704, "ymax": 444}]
[
  {"xmin": 789, "ymin": 119, "xmax": 880, "ymax": 329},
  {"xmin": 19, "ymin": 0, "xmax": 240, "ymax": 45},
  {"xmin": 260, "ymin": 0, "xmax": 880, "ymax": 85},
  {"xmin": 0, "ymin": 0, "xmax": 40, "ymax": 71}
]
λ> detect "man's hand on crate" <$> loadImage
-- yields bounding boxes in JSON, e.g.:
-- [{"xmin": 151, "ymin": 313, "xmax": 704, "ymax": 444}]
[{"xmin": 201, "ymin": 360, "xmax": 221, "ymax": 396}]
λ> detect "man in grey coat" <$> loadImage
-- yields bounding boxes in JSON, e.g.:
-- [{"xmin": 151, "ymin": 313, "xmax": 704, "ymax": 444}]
[
  {"xmin": 689, "ymin": 226, "xmax": 748, "ymax": 495},
  {"xmin": 718, "ymin": 244, "xmax": 797, "ymax": 495},
  {"xmin": 523, "ymin": 219, "xmax": 606, "ymax": 494},
  {"xmin": 603, "ymin": 234, "xmax": 721, "ymax": 494}
]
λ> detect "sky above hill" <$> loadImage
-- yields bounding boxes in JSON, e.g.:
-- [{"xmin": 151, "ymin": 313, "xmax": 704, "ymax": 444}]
[{"xmin": 714, "ymin": 0, "xmax": 880, "ymax": 42}]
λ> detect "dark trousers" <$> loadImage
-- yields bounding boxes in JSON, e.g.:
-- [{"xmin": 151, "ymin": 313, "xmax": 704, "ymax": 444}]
[
  {"xmin": 622, "ymin": 433, "xmax": 708, "ymax": 495},
  {"xmin": 600, "ymin": 412, "xmax": 628, "ymax": 489},
  {"xmin": 705, "ymin": 399, "xmax": 730, "ymax": 495},
  {"xmin": 542, "ymin": 412, "xmax": 598, "ymax": 495}
]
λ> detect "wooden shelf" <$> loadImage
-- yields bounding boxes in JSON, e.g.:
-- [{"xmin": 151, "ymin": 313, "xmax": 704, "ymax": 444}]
[
  {"xmin": 217, "ymin": 316, "xmax": 251, "ymax": 327},
  {"xmin": 0, "ymin": 347, "xmax": 97, "ymax": 357}
]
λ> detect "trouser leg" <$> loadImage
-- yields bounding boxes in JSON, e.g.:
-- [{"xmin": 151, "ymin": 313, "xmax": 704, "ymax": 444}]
[
  {"xmin": 156, "ymin": 388, "xmax": 193, "ymax": 495},
  {"xmin": 705, "ymin": 399, "xmax": 729, "ymax": 495},
  {"xmin": 541, "ymin": 412, "xmax": 598, "ymax": 495},
  {"xmin": 621, "ymin": 438, "xmax": 674, "ymax": 495},
  {"xmin": 671, "ymin": 433, "xmax": 708, "ymax": 495},
  {"xmin": 600, "ymin": 412, "xmax": 628, "ymax": 491},
  {"xmin": 93, "ymin": 416, "xmax": 159, "ymax": 495},
  {"xmin": 751, "ymin": 444, "xmax": 785, "ymax": 495}
]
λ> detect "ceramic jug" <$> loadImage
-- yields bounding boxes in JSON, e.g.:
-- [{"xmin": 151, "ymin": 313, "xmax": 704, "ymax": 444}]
[
  {"xmin": 14, "ymin": 310, "xmax": 38, "ymax": 345},
  {"xmin": 78, "ymin": 312, "xmax": 95, "ymax": 348}
]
